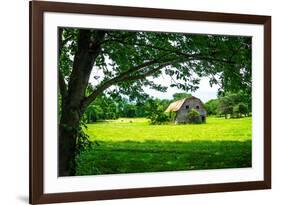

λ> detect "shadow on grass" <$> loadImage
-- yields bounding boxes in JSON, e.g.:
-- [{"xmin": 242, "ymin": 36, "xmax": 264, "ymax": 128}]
[{"xmin": 75, "ymin": 140, "xmax": 251, "ymax": 176}]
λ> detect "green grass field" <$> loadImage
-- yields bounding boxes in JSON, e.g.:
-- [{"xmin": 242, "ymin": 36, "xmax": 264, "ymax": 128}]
[{"xmin": 76, "ymin": 117, "xmax": 252, "ymax": 175}]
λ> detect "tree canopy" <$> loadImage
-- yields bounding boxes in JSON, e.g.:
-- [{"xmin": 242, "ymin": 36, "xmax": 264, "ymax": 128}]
[
  {"xmin": 172, "ymin": 93, "xmax": 192, "ymax": 101},
  {"xmin": 205, "ymin": 99, "xmax": 219, "ymax": 115},
  {"xmin": 59, "ymin": 29, "xmax": 252, "ymax": 106},
  {"xmin": 217, "ymin": 91, "xmax": 250, "ymax": 118}
]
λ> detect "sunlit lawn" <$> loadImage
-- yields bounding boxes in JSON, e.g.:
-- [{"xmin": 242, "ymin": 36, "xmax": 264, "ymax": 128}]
[{"xmin": 76, "ymin": 117, "xmax": 252, "ymax": 175}]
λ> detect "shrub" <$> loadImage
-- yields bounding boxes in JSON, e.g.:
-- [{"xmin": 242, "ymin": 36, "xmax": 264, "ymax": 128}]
[
  {"xmin": 187, "ymin": 109, "xmax": 201, "ymax": 124},
  {"xmin": 149, "ymin": 111, "xmax": 169, "ymax": 125}
]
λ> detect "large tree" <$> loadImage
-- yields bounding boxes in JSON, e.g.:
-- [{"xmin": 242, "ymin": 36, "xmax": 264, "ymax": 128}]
[{"xmin": 58, "ymin": 28, "xmax": 251, "ymax": 176}]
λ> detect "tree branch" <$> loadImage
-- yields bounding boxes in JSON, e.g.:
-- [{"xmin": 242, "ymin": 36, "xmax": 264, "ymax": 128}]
[
  {"xmin": 103, "ymin": 39, "xmax": 236, "ymax": 65},
  {"xmin": 66, "ymin": 30, "xmax": 106, "ymax": 110},
  {"xmin": 121, "ymin": 63, "xmax": 173, "ymax": 82},
  {"xmin": 58, "ymin": 71, "xmax": 67, "ymax": 99},
  {"xmin": 81, "ymin": 58, "xmax": 177, "ymax": 109},
  {"xmin": 81, "ymin": 36, "xmax": 238, "ymax": 109},
  {"xmin": 58, "ymin": 28, "xmax": 67, "ymax": 98}
]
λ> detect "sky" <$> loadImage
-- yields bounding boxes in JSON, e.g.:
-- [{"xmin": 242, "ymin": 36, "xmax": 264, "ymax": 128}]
[
  {"xmin": 142, "ymin": 73, "xmax": 219, "ymax": 103},
  {"xmin": 90, "ymin": 66, "xmax": 220, "ymax": 103}
]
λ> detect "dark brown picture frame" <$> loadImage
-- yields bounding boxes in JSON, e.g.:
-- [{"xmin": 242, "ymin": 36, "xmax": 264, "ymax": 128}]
[{"xmin": 30, "ymin": 1, "xmax": 271, "ymax": 204}]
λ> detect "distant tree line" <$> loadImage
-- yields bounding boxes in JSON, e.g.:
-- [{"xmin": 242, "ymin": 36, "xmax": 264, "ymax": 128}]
[
  {"xmin": 83, "ymin": 93, "xmax": 188, "ymax": 123},
  {"xmin": 81, "ymin": 89, "xmax": 251, "ymax": 124},
  {"xmin": 205, "ymin": 90, "xmax": 251, "ymax": 118},
  {"xmin": 83, "ymin": 91, "xmax": 251, "ymax": 124}
]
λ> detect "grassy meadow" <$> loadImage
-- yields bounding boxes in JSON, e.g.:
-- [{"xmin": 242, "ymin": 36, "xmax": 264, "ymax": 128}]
[{"xmin": 76, "ymin": 117, "xmax": 252, "ymax": 175}]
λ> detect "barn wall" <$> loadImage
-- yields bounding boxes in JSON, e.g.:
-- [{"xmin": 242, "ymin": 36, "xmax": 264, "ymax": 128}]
[{"xmin": 175, "ymin": 99, "xmax": 206, "ymax": 123}]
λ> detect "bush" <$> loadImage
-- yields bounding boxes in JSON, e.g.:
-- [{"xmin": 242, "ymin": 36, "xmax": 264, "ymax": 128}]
[
  {"xmin": 149, "ymin": 111, "xmax": 169, "ymax": 125},
  {"xmin": 187, "ymin": 109, "xmax": 201, "ymax": 124}
]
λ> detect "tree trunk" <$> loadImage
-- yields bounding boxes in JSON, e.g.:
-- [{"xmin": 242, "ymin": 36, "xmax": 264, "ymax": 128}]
[
  {"xmin": 59, "ymin": 106, "xmax": 80, "ymax": 176},
  {"xmin": 58, "ymin": 29, "xmax": 105, "ymax": 176}
]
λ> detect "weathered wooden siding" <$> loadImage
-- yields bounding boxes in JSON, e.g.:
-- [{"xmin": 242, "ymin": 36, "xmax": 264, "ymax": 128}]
[{"xmin": 175, "ymin": 99, "xmax": 207, "ymax": 124}]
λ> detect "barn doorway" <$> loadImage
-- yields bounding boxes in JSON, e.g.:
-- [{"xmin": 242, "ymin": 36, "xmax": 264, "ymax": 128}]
[{"xmin": 201, "ymin": 115, "xmax": 206, "ymax": 122}]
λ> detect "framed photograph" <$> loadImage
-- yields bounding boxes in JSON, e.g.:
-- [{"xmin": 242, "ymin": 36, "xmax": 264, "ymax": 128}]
[{"xmin": 30, "ymin": 1, "xmax": 271, "ymax": 204}]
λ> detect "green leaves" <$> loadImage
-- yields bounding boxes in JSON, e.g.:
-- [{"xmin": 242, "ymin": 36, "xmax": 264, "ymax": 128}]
[
  {"xmin": 204, "ymin": 99, "xmax": 219, "ymax": 115},
  {"xmin": 187, "ymin": 108, "xmax": 202, "ymax": 124},
  {"xmin": 59, "ymin": 27, "xmax": 252, "ymax": 111},
  {"xmin": 173, "ymin": 93, "xmax": 192, "ymax": 101},
  {"xmin": 217, "ymin": 91, "xmax": 250, "ymax": 118},
  {"xmin": 59, "ymin": 28, "xmax": 79, "ymax": 81}
]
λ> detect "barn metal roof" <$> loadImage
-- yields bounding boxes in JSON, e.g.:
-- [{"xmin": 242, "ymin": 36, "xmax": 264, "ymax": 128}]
[{"xmin": 165, "ymin": 96, "xmax": 204, "ymax": 112}]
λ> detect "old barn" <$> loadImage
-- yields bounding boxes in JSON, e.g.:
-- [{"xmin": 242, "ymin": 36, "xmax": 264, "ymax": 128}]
[{"xmin": 165, "ymin": 96, "xmax": 207, "ymax": 124}]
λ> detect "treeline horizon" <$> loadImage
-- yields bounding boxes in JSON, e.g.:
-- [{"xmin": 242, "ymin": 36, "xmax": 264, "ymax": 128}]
[{"xmin": 83, "ymin": 91, "xmax": 251, "ymax": 123}]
